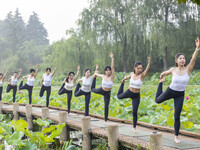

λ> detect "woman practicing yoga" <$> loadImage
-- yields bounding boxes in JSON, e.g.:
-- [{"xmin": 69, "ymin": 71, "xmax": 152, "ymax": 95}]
[
  {"xmin": 117, "ymin": 57, "xmax": 151, "ymax": 133},
  {"xmin": 58, "ymin": 65, "xmax": 80, "ymax": 114},
  {"xmin": 74, "ymin": 65, "xmax": 98, "ymax": 116},
  {"xmin": 19, "ymin": 65, "xmax": 40, "ymax": 104},
  {"xmin": 155, "ymin": 37, "xmax": 200, "ymax": 143},
  {"xmin": 7, "ymin": 69, "xmax": 22, "ymax": 102},
  {"xmin": 0, "ymin": 70, "xmax": 8, "ymax": 101},
  {"xmin": 91, "ymin": 52, "xmax": 114, "ymax": 123},
  {"xmin": 39, "ymin": 67, "xmax": 56, "ymax": 107}
]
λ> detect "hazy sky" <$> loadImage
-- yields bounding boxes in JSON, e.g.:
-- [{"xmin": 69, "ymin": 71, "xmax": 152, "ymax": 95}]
[{"xmin": 0, "ymin": 0, "xmax": 89, "ymax": 44}]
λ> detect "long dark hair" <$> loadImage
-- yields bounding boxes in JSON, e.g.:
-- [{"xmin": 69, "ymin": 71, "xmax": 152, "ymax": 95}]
[
  {"xmin": 0, "ymin": 73, "xmax": 3, "ymax": 77},
  {"xmin": 104, "ymin": 66, "xmax": 111, "ymax": 74},
  {"xmin": 134, "ymin": 62, "xmax": 143, "ymax": 73},
  {"xmin": 66, "ymin": 72, "xmax": 75, "ymax": 82},
  {"xmin": 175, "ymin": 53, "xmax": 185, "ymax": 67}
]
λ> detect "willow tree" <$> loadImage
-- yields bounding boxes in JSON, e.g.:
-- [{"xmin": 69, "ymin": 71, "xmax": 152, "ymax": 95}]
[{"xmin": 78, "ymin": 0, "xmax": 141, "ymax": 72}]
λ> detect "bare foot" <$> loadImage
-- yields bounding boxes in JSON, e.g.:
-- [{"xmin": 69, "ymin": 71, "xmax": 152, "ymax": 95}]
[
  {"xmin": 160, "ymin": 77, "xmax": 165, "ymax": 83},
  {"xmin": 175, "ymin": 136, "xmax": 181, "ymax": 144},
  {"xmin": 104, "ymin": 121, "xmax": 108, "ymax": 126},
  {"xmin": 22, "ymin": 76, "xmax": 25, "ymax": 81},
  {"xmin": 133, "ymin": 128, "xmax": 137, "ymax": 133},
  {"xmin": 121, "ymin": 79, "xmax": 126, "ymax": 83}
]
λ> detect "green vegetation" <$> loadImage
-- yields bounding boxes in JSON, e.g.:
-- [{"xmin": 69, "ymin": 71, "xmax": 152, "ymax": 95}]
[
  {"xmin": 0, "ymin": 114, "xmax": 68, "ymax": 149},
  {"xmin": 1, "ymin": 72, "xmax": 200, "ymax": 133}
]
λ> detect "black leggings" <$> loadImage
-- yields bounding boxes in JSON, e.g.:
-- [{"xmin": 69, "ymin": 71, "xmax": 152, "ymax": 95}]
[
  {"xmin": 155, "ymin": 82, "xmax": 184, "ymax": 136},
  {"xmin": 19, "ymin": 81, "xmax": 33, "ymax": 104},
  {"xmin": 0, "ymin": 87, "xmax": 2, "ymax": 101},
  {"xmin": 91, "ymin": 77, "xmax": 111, "ymax": 121},
  {"xmin": 117, "ymin": 83, "xmax": 140, "ymax": 128},
  {"xmin": 6, "ymin": 84, "xmax": 17, "ymax": 102},
  {"xmin": 39, "ymin": 85, "xmax": 51, "ymax": 107},
  {"xmin": 58, "ymin": 83, "xmax": 72, "ymax": 114},
  {"xmin": 74, "ymin": 83, "xmax": 91, "ymax": 116}
]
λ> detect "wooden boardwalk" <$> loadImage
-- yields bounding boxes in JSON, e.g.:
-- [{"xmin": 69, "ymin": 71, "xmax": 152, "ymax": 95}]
[{"xmin": 0, "ymin": 102, "xmax": 200, "ymax": 150}]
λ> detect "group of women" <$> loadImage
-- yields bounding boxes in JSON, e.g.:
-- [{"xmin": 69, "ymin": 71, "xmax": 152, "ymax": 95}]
[{"xmin": 0, "ymin": 37, "xmax": 199, "ymax": 143}]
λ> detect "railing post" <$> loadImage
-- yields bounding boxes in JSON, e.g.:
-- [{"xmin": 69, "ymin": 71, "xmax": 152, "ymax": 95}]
[
  {"xmin": 59, "ymin": 111, "xmax": 70, "ymax": 142},
  {"xmin": 26, "ymin": 104, "xmax": 33, "ymax": 130},
  {"xmin": 41, "ymin": 108, "xmax": 49, "ymax": 120},
  {"xmin": 82, "ymin": 116, "xmax": 92, "ymax": 150},
  {"xmin": 107, "ymin": 124, "xmax": 119, "ymax": 150},
  {"xmin": 13, "ymin": 103, "xmax": 19, "ymax": 120},
  {"xmin": 149, "ymin": 132, "xmax": 163, "ymax": 150}
]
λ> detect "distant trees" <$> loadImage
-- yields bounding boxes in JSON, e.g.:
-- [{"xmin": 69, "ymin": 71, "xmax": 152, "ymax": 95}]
[
  {"xmin": 43, "ymin": 0, "xmax": 200, "ymax": 74},
  {"xmin": 0, "ymin": 9, "xmax": 49, "ymax": 73}
]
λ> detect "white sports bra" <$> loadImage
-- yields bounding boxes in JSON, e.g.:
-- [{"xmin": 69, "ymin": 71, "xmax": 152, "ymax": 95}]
[
  {"xmin": 129, "ymin": 75, "xmax": 143, "ymax": 89},
  {"xmin": 169, "ymin": 72, "xmax": 190, "ymax": 91},
  {"xmin": 0, "ymin": 80, "xmax": 3, "ymax": 87},
  {"xmin": 64, "ymin": 82, "xmax": 74, "ymax": 91},
  {"xmin": 81, "ymin": 76, "xmax": 93, "ymax": 92},
  {"xmin": 102, "ymin": 78, "xmax": 113, "ymax": 88},
  {"xmin": 27, "ymin": 76, "xmax": 35, "ymax": 86},
  {"xmin": 11, "ymin": 76, "xmax": 18, "ymax": 85}
]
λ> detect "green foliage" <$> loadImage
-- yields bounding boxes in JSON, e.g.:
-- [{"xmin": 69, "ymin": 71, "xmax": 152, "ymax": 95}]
[
  {"xmin": 176, "ymin": 0, "xmax": 200, "ymax": 5},
  {"xmin": 62, "ymin": 140, "xmax": 76, "ymax": 150},
  {"xmin": 0, "ymin": 116, "xmax": 66, "ymax": 149}
]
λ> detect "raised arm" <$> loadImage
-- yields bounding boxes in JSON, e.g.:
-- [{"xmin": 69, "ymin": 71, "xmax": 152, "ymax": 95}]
[
  {"xmin": 34, "ymin": 65, "xmax": 40, "ymax": 78},
  {"xmin": 74, "ymin": 65, "xmax": 80, "ymax": 82},
  {"xmin": 187, "ymin": 37, "xmax": 200, "ymax": 75},
  {"xmin": 2, "ymin": 70, "xmax": 8, "ymax": 81},
  {"xmin": 52, "ymin": 67, "xmax": 56, "ymax": 76},
  {"xmin": 17, "ymin": 69, "xmax": 22, "ymax": 79},
  {"xmin": 141, "ymin": 56, "xmax": 151, "ymax": 80},
  {"xmin": 109, "ymin": 52, "xmax": 115, "ymax": 80},
  {"xmin": 92, "ymin": 64, "xmax": 99, "ymax": 78}
]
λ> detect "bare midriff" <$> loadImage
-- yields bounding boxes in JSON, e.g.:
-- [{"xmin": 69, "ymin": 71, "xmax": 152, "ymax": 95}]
[
  {"xmin": 129, "ymin": 87, "xmax": 140, "ymax": 93},
  {"xmin": 102, "ymin": 87, "xmax": 112, "ymax": 92}
]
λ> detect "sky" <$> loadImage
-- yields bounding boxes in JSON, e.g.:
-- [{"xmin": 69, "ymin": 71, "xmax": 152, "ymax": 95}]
[{"xmin": 0, "ymin": 0, "xmax": 89, "ymax": 44}]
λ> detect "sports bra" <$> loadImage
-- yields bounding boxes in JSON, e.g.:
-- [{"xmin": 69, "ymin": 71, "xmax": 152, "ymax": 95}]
[
  {"xmin": 129, "ymin": 75, "xmax": 143, "ymax": 89},
  {"xmin": 64, "ymin": 82, "xmax": 74, "ymax": 91},
  {"xmin": 102, "ymin": 78, "xmax": 113, "ymax": 88},
  {"xmin": 11, "ymin": 76, "xmax": 18, "ymax": 85},
  {"xmin": 169, "ymin": 72, "xmax": 190, "ymax": 91},
  {"xmin": 81, "ymin": 76, "xmax": 93, "ymax": 92},
  {"xmin": 43, "ymin": 73, "xmax": 52, "ymax": 87},
  {"xmin": 27, "ymin": 76, "xmax": 35, "ymax": 86}
]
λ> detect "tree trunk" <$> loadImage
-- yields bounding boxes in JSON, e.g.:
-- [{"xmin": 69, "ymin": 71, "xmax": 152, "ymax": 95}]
[
  {"xmin": 163, "ymin": 5, "xmax": 169, "ymax": 71},
  {"xmin": 123, "ymin": 33, "xmax": 128, "ymax": 72},
  {"xmin": 120, "ymin": 10, "xmax": 128, "ymax": 72}
]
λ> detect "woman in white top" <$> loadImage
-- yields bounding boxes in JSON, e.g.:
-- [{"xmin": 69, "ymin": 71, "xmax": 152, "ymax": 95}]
[
  {"xmin": 117, "ymin": 57, "xmax": 151, "ymax": 133},
  {"xmin": 155, "ymin": 37, "xmax": 200, "ymax": 143},
  {"xmin": 0, "ymin": 70, "xmax": 8, "ymax": 101},
  {"xmin": 19, "ymin": 65, "xmax": 40, "ymax": 104},
  {"xmin": 91, "ymin": 52, "xmax": 114, "ymax": 122},
  {"xmin": 74, "ymin": 66, "xmax": 98, "ymax": 116},
  {"xmin": 58, "ymin": 66, "xmax": 80, "ymax": 114},
  {"xmin": 6, "ymin": 69, "xmax": 22, "ymax": 102},
  {"xmin": 39, "ymin": 67, "xmax": 56, "ymax": 107}
]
